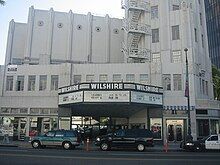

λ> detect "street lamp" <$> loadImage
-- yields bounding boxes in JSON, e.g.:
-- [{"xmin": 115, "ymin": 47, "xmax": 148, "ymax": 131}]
[{"xmin": 184, "ymin": 48, "xmax": 193, "ymax": 141}]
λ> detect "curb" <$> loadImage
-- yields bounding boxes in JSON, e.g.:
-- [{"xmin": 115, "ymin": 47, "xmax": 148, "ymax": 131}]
[{"xmin": 0, "ymin": 144, "xmax": 18, "ymax": 147}]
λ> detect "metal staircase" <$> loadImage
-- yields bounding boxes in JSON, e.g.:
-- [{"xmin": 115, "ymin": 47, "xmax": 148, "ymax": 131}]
[{"xmin": 121, "ymin": 0, "xmax": 151, "ymax": 61}]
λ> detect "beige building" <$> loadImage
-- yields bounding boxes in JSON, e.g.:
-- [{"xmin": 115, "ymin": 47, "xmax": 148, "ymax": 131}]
[{"xmin": 0, "ymin": 0, "xmax": 219, "ymax": 142}]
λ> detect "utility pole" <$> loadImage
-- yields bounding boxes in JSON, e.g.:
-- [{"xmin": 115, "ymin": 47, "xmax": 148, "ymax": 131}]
[{"xmin": 184, "ymin": 48, "xmax": 193, "ymax": 141}]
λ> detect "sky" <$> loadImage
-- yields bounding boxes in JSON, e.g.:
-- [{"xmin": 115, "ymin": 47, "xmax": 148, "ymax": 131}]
[{"xmin": 0, "ymin": 0, "xmax": 124, "ymax": 65}]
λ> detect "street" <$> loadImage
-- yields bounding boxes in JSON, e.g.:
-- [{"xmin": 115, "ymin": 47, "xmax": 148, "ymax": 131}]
[{"xmin": 0, "ymin": 147, "xmax": 219, "ymax": 165}]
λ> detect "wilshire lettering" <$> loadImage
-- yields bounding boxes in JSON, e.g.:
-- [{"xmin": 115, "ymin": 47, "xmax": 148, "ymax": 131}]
[
  {"xmin": 61, "ymin": 85, "xmax": 79, "ymax": 93},
  {"xmin": 90, "ymin": 83, "xmax": 123, "ymax": 90}
]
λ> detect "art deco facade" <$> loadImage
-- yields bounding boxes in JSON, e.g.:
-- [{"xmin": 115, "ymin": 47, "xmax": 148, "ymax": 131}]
[{"xmin": 0, "ymin": 0, "xmax": 219, "ymax": 142}]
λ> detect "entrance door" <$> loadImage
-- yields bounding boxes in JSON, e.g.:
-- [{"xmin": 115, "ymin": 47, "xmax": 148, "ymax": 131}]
[
  {"xmin": 167, "ymin": 120, "xmax": 184, "ymax": 142},
  {"xmin": 13, "ymin": 118, "xmax": 27, "ymax": 140}
]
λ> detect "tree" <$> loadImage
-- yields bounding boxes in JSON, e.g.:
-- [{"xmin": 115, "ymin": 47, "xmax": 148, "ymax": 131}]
[
  {"xmin": 212, "ymin": 65, "xmax": 220, "ymax": 100},
  {"xmin": 0, "ymin": 0, "xmax": 5, "ymax": 6}
]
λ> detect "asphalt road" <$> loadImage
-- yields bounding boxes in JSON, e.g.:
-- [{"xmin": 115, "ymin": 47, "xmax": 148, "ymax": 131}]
[{"xmin": 0, "ymin": 147, "xmax": 219, "ymax": 165}]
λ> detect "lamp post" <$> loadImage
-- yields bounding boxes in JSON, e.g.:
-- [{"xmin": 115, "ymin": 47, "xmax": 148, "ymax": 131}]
[{"xmin": 184, "ymin": 48, "xmax": 193, "ymax": 141}]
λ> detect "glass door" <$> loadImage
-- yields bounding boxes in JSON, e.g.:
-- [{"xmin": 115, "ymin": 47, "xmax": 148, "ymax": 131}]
[{"xmin": 167, "ymin": 120, "xmax": 184, "ymax": 142}]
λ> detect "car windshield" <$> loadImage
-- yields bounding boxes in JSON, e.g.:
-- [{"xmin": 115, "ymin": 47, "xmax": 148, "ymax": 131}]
[{"xmin": 201, "ymin": 135, "xmax": 210, "ymax": 141}]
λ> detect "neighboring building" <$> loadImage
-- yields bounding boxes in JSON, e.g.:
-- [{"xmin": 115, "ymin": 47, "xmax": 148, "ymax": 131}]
[
  {"xmin": 204, "ymin": 0, "xmax": 220, "ymax": 68},
  {"xmin": 0, "ymin": 0, "xmax": 219, "ymax": 142}
]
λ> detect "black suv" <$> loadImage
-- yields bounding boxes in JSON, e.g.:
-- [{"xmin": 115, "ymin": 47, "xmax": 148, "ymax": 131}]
[
  {"xmin": 31, "ymin": 130, "xmax": 81, "ymax": 150},
  {"xmin": 95, "ymin": 129, "xmax": 154, "ymax": 152}
]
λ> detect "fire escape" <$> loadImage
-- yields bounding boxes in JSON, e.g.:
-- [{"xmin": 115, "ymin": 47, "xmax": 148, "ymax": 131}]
[{"xmin": 122, "ymin": 0, "xmax": 151, "ymax": 62}]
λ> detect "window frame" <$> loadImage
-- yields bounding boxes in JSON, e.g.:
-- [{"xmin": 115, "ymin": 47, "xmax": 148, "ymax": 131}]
[
  {"xmin": 28, "ymin": 75, "xmax": 36, "ymax": 91},
  {"xmin": 151, "ymin": 6, "xmax": 159, "ymax": 19},
  {"xmin": 39, "ymin": 75, "xmax": 47, "ymax": 91},
  {"xmin": 51, "ymin": 75, "xmax": 59, "ymax": 91},
  {"xmin": 16, "ymin": 75, "xmax": 24, "ymax": 91},
  {"xmin": 172, "ymin": 25, "xmax": 180, "ymax": 40},
  {"xmin": 173, "ymin": 74, "xmax": 182, "ymax": 91},
  {"xmin": 6, "ymin": 76, "xmax": 14, "ymax": 91},
  {"xmin": 152, "ymin": 28, "xmax": 159, "ymax": 43},
  {"xmin": 162, "ymin": 74, "xmax": 171, "ymax": 91}
]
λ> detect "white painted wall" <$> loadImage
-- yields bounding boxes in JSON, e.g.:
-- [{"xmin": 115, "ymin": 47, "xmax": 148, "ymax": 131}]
[
  {"xmin": 31, "ymin": 10, "xmax": 51, "ymax": 59},
  {"xmin": 1, "ymin": 1, "xmax": 216, "ymax": 111},
  {"xmin": 51, "ymin": 11, "xmax": 69, "ymax": 60},
  {"xmin": 11, "ymin": 23, "xmax": 27, "ymax": 63}
]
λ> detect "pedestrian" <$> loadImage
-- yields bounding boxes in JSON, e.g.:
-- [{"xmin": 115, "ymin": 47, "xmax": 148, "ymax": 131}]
[{"xmin": 2, "ymin": 129, "xmax": 10, "ymax": 144}]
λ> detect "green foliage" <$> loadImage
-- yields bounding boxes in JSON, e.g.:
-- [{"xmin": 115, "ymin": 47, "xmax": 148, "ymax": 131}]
[
  {"xmin": 212, "ymin": 65, "xmax": 220, "ymax": 100},
  {"xmin": 0, "ymin": 0, "xmax": 5, "ymax": 6}
]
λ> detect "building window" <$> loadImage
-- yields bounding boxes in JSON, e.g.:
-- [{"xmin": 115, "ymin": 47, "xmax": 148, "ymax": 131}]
[
  {"xmin": 99, "ymin": 74, "xmax": 108, "ymax": 82},
  {"xmin": 197, "ymin": 119, "xmax": 210, "ymax": 137},
  {"xmin": 113, "ymin": 74, "xmax": 122, "ymax": 82},
  {"xmin": 205, "ymin": 81, "xmax": 208, "ymax": 95},
  {"xmin": 162, "ymin": 74, "xmax": 171, "ymax": 90},
  {"xmin": 173, "ymin": 74, "xmax": 182, "ymax": 91},
  {"xmin": 152, "ymin": 53, "xmax": 161, "ymax": 62},
  {"xmin": 152, "ymin": 29, "xmax": 159, "ymax": 43},
  {"xmin": 39, "ymin": 75, "xmax": 47, "ymax": 91},
  {"xmin": 151, "ymin": 6, "xmax": 159, "ymax": 19},
  {"xmin": 150, "ymin": 118, "xmax": 162, "ymax": 139},
  {"xmin": 6, "ymin": 76, "xmax": 13, "ymax": 91},
  {"xmin": 172, "ymin": 50, "xmax": 182, "ymax": 63},
  {"xmin": 201, "ymin": 34, "xmax": 204, "ymax": 47},
  {"xmin": 126, "ymin": 74, "xmax": 135, "ymax": 82},
  {"xmin": 16, "ymin": 76, "xmax": 24, "ymax": 91},
  {"xmin": 172, "ymin": 25, "xmax": 180, "ymax": 40},
  {"xmin": 210, "ymin": 120, "xmax": 219, "ymax": 134},
  {"xmin": 202, "ymin": 79, "xmax": 205, "ymax": 94},
  {"xmin": 199, "ymin": 78, "xmax": 202, "ymax": 94},
  {"xmin": 51, "ymin": 75, "xmax": 58, "ymax": 91},
  {"xmin": 194, "ymin": 28, "xmax": 198, "ymax": 42},
  {"xmin": 28, "ymin": 75, "xmax": 36, "ymax": 91},
  {"xmin": 73, "ymin": 75, "xmax": 81, "ymax": 84},
  {"xmin": 140, "ymin": 74, "xmax": 148, "ymax": 84},
  {"xmin": 200, "ymin": 13, "xmax": 202, "ymax": 25},
  {"xmin": 196, "ymin": 109, "xmax": 208, "ymax": 115},
  {"xmin": 86, "ymin": 75, "xmax": 95, "ymax": 82},
  {"xmin": 172, "ymin": 5, "xmax": 180, "ymax": 11}
]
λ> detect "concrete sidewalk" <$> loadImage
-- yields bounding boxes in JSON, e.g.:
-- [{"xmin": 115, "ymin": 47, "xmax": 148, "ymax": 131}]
[{"xmin": 0, "ymin": 140, "xmax": 182, "ymax": 152}]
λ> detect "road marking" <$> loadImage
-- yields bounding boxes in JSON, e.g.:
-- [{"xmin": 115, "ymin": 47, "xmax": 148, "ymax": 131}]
[
  {"xmin": 107, "ymin": 153, "xmax": 220, "ymax": 157},
  {"xmin": 0, "ymin": 153, "xmax": 219, "ymax": 162}
]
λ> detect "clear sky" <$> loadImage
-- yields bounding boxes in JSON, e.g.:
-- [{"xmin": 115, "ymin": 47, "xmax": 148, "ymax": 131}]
[{"xmin": 0, "ymin": 0, "xmax": 124, "ymax": 65}]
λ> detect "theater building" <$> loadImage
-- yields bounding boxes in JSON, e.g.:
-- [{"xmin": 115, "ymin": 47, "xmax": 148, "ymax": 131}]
[{"xmin": 0, "ymin": 0, "xmax": 220, "ymax": 142}]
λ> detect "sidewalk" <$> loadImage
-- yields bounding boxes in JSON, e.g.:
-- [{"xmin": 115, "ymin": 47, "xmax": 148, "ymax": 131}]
[{"xmin": 0, "ymin": 140, "xmax": 182, "ymax": 152}]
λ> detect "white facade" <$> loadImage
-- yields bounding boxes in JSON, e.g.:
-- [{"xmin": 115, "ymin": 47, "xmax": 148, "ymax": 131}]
[{"xmin": 0, "ymin": 0, "xmax": 220, "ymax": 141}]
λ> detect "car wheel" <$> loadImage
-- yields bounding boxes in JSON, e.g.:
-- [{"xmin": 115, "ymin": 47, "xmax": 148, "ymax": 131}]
[
  {"xmin": 100, "ymin": 142, "xmax": 109, "ymax": 151},
  {"xmin": 32, "ymin": 141, "xmax": 41, "ymax": 149},
  {"xmin": 63, "ymin": 142, "xmax": 72, "ymax": 150},
  {"xmin": 137, "ymin": 143, "xmax": 145, "ymax": 152}
]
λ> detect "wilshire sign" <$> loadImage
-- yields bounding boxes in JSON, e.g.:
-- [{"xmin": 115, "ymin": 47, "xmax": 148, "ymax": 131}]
[
  {"xmin": 58, "ymin": 82, "xmax": 163, "ymax": 106},
  {"xmin": 59, "ymin": 82, "xmax": 162, "ymax": 94}
]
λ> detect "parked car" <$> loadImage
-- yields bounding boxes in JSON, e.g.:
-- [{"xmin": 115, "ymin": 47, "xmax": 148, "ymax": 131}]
[
  {"xmin": 95, "ymin": 129, "xmax": 154, "ymax": 152},
  {"xmin": 180, "ymin": 134, "xmax": 220, "ymax": 151},
  {"xmin": 31, "ymin": 130, "xmax": 81, "ymax": 150}
]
